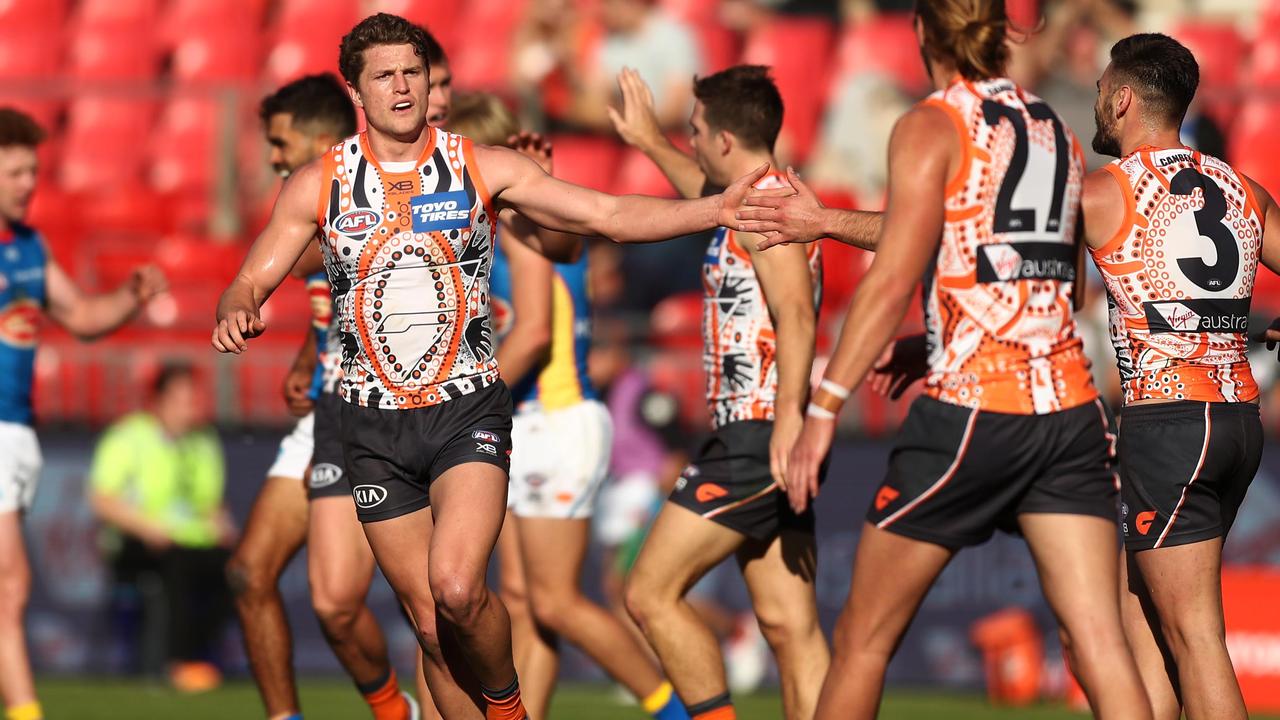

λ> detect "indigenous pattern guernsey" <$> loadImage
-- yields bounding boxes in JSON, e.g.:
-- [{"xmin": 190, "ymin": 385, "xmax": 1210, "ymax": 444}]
[
  {"xmin": 702, "ymin": 173, "xmax": 822, "ymax": 429},
  {"xmin": 921, "ymin": 77, "xmax": 1096, "ymax": 415},
  {"xmin": 316, "ymin": 129, "xmax": 499, "ymax": 410},
  {"xmin": 1092, "ymin": 146, "xmax": 1262, "ymax": 404}
]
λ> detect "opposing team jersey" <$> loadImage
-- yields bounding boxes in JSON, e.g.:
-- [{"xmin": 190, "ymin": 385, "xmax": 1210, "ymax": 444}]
[
  {"xmin": 0, "ymin": 223, "xmax": 45, "ymax": 425},
  {"xmin": 316, "ymin": 129, "xmax": 499, "ymax": 410},
  {"xmin": 921, "ymin": 77, "xmax": 1096, "ymax": 415},
  {"xmin": 304, "ymin": 271, "xmax": 342, "ymax": 398},
  {"xmin": 490, "ymin": 242, "xmax": 597, "ymax": 411},
  {"xmin": 1091, "ymin": 146, "xmax": 1262, "ymax": 404},
  {"xmin": 702, "ymin": 173, "xmax": 822, "ymax": 429}
]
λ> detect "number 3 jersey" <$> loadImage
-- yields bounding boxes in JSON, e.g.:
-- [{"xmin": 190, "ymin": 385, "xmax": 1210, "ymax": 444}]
[
  {"xmin": 1091, "ymin": 146, "xmax": 1263, "ymax": 404},
  {"xmin": 316, "ymin": 129, "xmax": 500, "ymax": 410},
  {"xmin": 922, "ymin": 78, "xmax": 1096, "ymax": 415}
]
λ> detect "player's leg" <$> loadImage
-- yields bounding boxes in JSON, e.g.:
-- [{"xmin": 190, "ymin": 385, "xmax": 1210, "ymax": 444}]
[
  {"xmin": 309, "ymin": 495, "xmax": 413, "ymax": 719},
  {"xmin": 0, "ymin": 510, "xmax": 36, "ymax": 717},
  {"xmin": 736, "ymin": 530, "xmax": 828, "ymax": 720},
  {"xmin": 521, "ymin": 516, "xmax": 680, "ymax": 714},
  {"xmin": 814, "ymin": 523, "xmax": 953, "ymax": 720},
  {"xmin": 1120, "ymin": 552, "xmax": 1182, "ymax": 720},
  {"xmin": 497, "ymin": 512, "xmax": 558, "ymax": 719},
  {"xmin": 1019, "ymin": 513, "xmax": 1151, "ymax": 720},
  {"xmin": 1133, "ymin": 539, "xmax": 1244, "ymax": 720},
  {"xmin": 225, "ymin": 474, "xmax": 308, "ymax": 718},
  {"xmin": 625, "ymin": 503, "xmax": 745, "ymax": 715}
]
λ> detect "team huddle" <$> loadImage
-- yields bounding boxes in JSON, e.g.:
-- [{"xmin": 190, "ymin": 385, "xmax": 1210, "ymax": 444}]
[{"xmin": 0, "ymin": 0, "xmax": 1268, "ymax": 719}]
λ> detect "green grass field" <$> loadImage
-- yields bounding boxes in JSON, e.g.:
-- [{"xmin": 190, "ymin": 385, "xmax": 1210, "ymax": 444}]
[{"xmin": 39, "ymin": 679, "xmax": 1280, "ymax": 719}]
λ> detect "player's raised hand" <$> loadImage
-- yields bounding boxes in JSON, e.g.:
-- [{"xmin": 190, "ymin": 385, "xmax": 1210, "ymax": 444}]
[
  {"xmin": 509, "ymin": 131, "xmax": 554, "ymax": 174},
  {"xmin": 868, "ymin": 333, "xmax": 929, "ymax": 400},
  {"xmin": 786, "ymin": 414, "xmax": 835, "ymax": 514},
  {"xmin": 607, "ymin": 67, "xmax": 663, "ymax": 150},
  {"xmin": 735, "ymin": 167, "xmax": 825, "ymax": 250},
  {"xmin": 717, "ymin": 163, "xmax": 771, "ymax": 229},
  {"xmin": 129, "ymin": 265, "xmax": 169, "ymax": 304}
]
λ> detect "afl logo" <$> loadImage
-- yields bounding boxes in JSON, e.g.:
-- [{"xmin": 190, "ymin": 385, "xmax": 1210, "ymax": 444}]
[
  {"xmin": 491, "ymin": 298, "xmax": 514, "ymax": 339},
  {"xmin": 0, "ymin": 299, "xmax": 41, "ymax": 348},
  {"xmin": 335, "ymin": 208, "xmax": 381, "ymax": 236},
  {"xmin": 352, "ymin": 484, "xmax": 388, "ymax": 509}
]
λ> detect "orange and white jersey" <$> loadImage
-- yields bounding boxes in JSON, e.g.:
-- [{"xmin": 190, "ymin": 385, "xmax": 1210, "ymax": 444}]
[
  {"xmin": 1091, "ymin": 146, "xmax": 1263, "ymax": 404},
  {"xmin": 702, "ymin": 173, "xmax": 822, "ymax": 429},
  {"xmin": 316, "ymin": 129, "xmax": 500, "ymax": 410},
  {"xmin": 921, "ymin": 77, "xmax": 1096, "ymax": 415}
]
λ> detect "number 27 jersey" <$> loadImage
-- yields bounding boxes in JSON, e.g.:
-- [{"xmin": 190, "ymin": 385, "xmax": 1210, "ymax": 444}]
[
  {"xmin": 922, "ymin": 78, "xmax": 1095, "ymax": 415},
  {"xmin": 1091, "ymin": 147, "xmax": 1263, "ymax": 404}
]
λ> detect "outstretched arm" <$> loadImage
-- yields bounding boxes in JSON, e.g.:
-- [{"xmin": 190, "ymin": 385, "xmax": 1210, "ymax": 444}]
[
  {"xmin": 46, "ymin": 261, "xmax": 167, "ymax": 340},
  {"xmin": 736, "ymin": 168, "xmax": 883, "ymax": 250},
  {"xmin": 479, "ymin": 144, "xmax": 765, "ymax": 244},
  {"xmin": 607, "ymin": 68, "xmax": 705, "ymax": 200},
  {"xmin": 785, "ymin": 104, "xmax": 956, "ymax": 512},
  {"xmin": 213, "ymin": 162, "xmax": 323, "ymax": 353}
]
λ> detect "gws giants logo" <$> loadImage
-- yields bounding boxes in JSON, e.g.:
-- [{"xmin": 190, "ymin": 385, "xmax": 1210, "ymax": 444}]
[
  {"xmin": 353, "ymin": 484, "xmax": 388, "ymax": 509},
  {"xmin": 309, "ymin": 463, "xmax": 343, "ymax": 489},
  {"xmin": 1135, "ymin": 510, "xmax": 1157, "ymax": 536},
  {"xmin": 335, "ymin": 209, "xmax": 381, "ymax": 236}
]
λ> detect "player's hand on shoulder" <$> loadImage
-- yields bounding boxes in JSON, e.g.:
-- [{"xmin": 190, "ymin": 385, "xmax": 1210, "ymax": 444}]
[
  {"xmin": 129, "ymin": 265, "xmax": 169, "ymax": 304},
  {"xmin": 508, "ymin": 130, "xmax": 554, "ymax": 174},
  {"xmin": 607, "ymin": 67, "xmax": 663, "ymax": 150},
  {"xmin": 735, "ymin": 167, "xmax": 826, "ymax": 250}
]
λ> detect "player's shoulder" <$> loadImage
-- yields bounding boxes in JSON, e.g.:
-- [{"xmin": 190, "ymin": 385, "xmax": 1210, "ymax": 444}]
[{"xmin": 1082, "ymin": 164, "xmax": 1126, "ymax": 209}]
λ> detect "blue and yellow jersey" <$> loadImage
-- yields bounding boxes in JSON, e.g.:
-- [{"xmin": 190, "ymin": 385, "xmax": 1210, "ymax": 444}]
[
  {"xmin": 490, "ymin": 243, "xmax": 596, "ymax": 410},
  {"xmin": 0, "ymin": 223, "xmax": 46, "ymax": 425},
  {"xmin": 304, "ymin": 271, "xmax": 341, "ymax": 399}
]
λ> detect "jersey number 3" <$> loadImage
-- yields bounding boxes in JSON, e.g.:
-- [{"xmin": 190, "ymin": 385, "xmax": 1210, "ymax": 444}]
[
  {"xmin": 982, "ymin": 100, "xmax": 1069, "ymax": 237},
  {"xmin": 1170, "ymin": 168, "xmax": 1238, "ymax": 291}
]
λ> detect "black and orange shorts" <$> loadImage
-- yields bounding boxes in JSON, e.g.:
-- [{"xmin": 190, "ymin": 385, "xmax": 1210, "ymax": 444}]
[
  {"xmin": 867, "ymin": 396, "xmax": 1118, "ymax": 549},
  {"xmin": 668, "ymin": 420, "xmax": 820, "ymax": 541}
]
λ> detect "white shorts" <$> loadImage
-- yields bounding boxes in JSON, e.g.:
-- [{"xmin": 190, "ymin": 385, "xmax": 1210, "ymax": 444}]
[
  {"xmin": 510, "ymin": 400, "xmax": 612, "ymax": 520},
  {"xmin": 0, "ymin": 422, "xmax": 42, "ymax": 512},
  {"xmin": 266, "ymin": 412, "xmax": 314, "ymax": 481}
]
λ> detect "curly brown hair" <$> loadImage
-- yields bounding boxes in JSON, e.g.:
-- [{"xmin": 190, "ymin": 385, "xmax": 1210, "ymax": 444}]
[{"xmin": 338, "ymin": 13, "xmax": 447, "ymax": 88}]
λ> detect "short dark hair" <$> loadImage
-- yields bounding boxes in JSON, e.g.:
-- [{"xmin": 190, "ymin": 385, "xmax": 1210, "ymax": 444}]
[
  {"xmin": 260, "ymin": 73, "xmax": 357, "ymax": 138},
  {"xmin": 151, "ymin": 360, "xmax": 197, "ymax": 398},
  {"xmin": 338, "ymin": 13, "xmax": 447, "ymax": 88},
  {"xmin": 692, "ymin": 65, "xmax": 783, "ymax": 153},
  {"xmin": 1109, "ymin": 33, "xmax": 1199, "ymax": 126},
  {"xmin": 0, "ymin": 108, "xmax": 45, "ymax": 149}
]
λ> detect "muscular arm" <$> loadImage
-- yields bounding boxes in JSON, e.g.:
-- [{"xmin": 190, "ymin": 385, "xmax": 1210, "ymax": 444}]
[
  {"xmin": 45, "ymin": 261, "xmax": 165, "ymax": 340},
  {"xmin": 213, "ymin": 162, "xmax": 323, "ymax": 352},
  {"xmin": 496, "ymin": 217, "xmax": 554, "ymax": 386},
  {"xmin": 818, "ymin": 106, "xmax": 955, "ymax": 396},
  {"xmin": 608, "ymin": 68, "xmax": 705, "ymax": 199},
  {"xmin": 479, "ymin": 144, "xmax": 762, "ymax": 244},
  {"xmin": 1246, "ymin": 176, "xmax": 1280, "ymax": 276},
  {"xmin": 289, "ymin": 241, "xmax": 325, "ymax": 279}
]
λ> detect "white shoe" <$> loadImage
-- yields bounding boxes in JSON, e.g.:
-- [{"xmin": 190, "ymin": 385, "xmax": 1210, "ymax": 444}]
[{"xmin": 403, "ymin": 690, "xmax": 421, "ymax": 720}]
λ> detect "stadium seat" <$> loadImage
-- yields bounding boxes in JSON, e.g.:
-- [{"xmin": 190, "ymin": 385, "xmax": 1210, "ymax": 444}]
[
  {"xmin": 171, "ymin": 30, "xmax": 263, "ymax": 82},
  {"xmin": 71, "ymin": 0, "xmax": 160, "ymax": 28},
  {"xmin": 68, "ymin": 26, "xmax": 162, "ymax": 80},
  {"xmin": 447, "ymin": 0, "xmax": 529, "ymax": 92},
  {"xmin": 612, "ymin": 147, "xmax": 678, "ymax": 198},
  {"xmin": 1249, "ymin": 35, "xmax": 1280, "ymax": 88},
  {"xmin": 0, "ymin": 32, "xmax": 63, "ymax": 79},
  {"xmin": 362, "ymin": 0, "xmax": 462, "ymax": 46},
  {"xmin": 1229, "ymin": 100, "xmax": 1280, "ymax": 198},
  {"xmin": 741, "ymin": 17, "xmax": 837, "ymax": 165},
  {"xmin": 1167, "ymin": 22, "xmax": 1246, "ymax": 128},
  {"xmin": 147, "ymin": 96, "xmax": 221, "ymax": 196},
  {"xmin": 160, "ymin": 0, "xmax": 269, "ymax": 47},
  {"xmin": 545, "ymin": 134, "xmax": 622, "ymax": 191},
  {"xmin": 265, "ymin": 30, "xmax": 343, "ymax": 86},
  {"xmin": 0, "ymin": 0, "xmax": 68, "ymax": 32},
  {"xmin": 835, "ymin": 14, "xmax": 930, "ymax": 96},
  {"xmin": 59, "ymin": 99, "xmax": 157, "ymax": 194}
]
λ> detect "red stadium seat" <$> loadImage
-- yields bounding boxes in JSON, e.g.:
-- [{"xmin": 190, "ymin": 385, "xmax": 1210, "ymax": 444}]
[
  {"xmin": 693, "ymin": 23, "xmax": 741, "ymax": 74},
  {"xmin": 362, "ymin": 0, "xmax": 462, "ymax": 46},
  {"xmin": 741, "ymin": 17, "xmax": 837, "ymax": 165},
  {"xmin": 0, "ymin": 0, "xmax": 68, "ymax": 32},
  {"xmin": 611, "ymin": 146, "xmax": 678, "ymax": 198},
  {"xmin": 835, "ymin": 14, "xmax": 930, "ymax": 95},
  {"xmin": 1230, "ymin": 100, "xmax": 1280, "ymax": 198},
  {"xmin": 271, "ymin": 0, "xmax": 359, "ymax": 31},
  {"xmin": 545, "ymin": 134, "xmax": 622, "ymax": 191},
  {"xmin": 71, "ymin": 0, "xmax": 160, "ymax": 28},
  {"xmin": 0, "ymin": 32, "xmax": 63, "ymax": 79},
  {"xmin": 148, "ymin": 96, "xmax": 221, "ymax": 195},
  {"xmin": 1249, "ymin": 35, "xmax": 1280, "ymax": 88},
  {"xmin": 1167, "ymin": 22, "xmax": 1246, "ymax": 129},
  {"xmin": 160, "ymin": 0, "xmax": 269, "ymax": 47},
  {"xmin": 171, "ymin": 31, "xmax": 263, "ymax": 82},
  {"xmin": 68, "ymin": 27, "xmax": 162, "ymax": 80},
  {"xmin": 265, "ymin": 30, "xmax": 343, "ymax": 86},
  {"xmin": 59, "ymin": 100, "xmax": 156, "ymax": 194},
  {"xmin": 449, "ymin": 0, "xmax": 528, "ymax": 91}
]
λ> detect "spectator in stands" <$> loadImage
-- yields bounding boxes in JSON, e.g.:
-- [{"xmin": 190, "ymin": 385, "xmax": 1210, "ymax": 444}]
[
  {"xmin": 88, "ymin": 361, "xmax": 233, "ymax": 693},
  {"xmin": 550, "ymin": 0, "xmax": 703, "ymax": 131}
]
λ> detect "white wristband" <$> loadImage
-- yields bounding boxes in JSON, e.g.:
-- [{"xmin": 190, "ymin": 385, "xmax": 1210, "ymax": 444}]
[
  {"xmin": 819, "ymin": 379, "xmax": 850, "ymax": 400},
  {"xmin": 806, "ymin": 402, "xmax": 837, "ymax": 420}
]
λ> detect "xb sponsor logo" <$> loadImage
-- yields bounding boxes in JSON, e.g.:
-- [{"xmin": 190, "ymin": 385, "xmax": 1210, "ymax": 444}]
[
  {"xmin": 309, "ymin": 463, "xmax": 343, "ymax": 489},
  {"xmin": 334, "ymin": 208, "xmax": 381, "ymax": 236},
  {"xmin": 353, "ymin": 484, "xmax": 388, "ymax": 509},
  {"xmin": 476, "ymin": 443, "xmax": 498, "ymax": 456}
]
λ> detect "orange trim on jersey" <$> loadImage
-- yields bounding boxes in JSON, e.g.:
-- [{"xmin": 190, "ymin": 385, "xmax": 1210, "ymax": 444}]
[
  {"xmin": 922, "ymin": 99, "xmax": 972, "ymax": 199},
  {"xmin": 357, "ymin": 127, "xmax": 437, "ymax": 175},
  {"xmin": 1105, "ymin": 260, "xmax": 1145, "ymax": 275},
  {"xmin": 461, "ymin": 137, "xmax": 496, "ymax": 226},
  {"xmin": 1240, "ymin": 168, "xmax": 1265, "ymax": 223},
  {"xmin": 1094, "ymin": 165, "xmax": 1142, "ymax": 258},
  {"xmin": 945, "ymin": 205, "xmax": 984, "ymax": 223}
]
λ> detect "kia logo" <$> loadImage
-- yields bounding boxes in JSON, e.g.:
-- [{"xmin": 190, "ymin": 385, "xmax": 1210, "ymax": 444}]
[
  {"xmin": 310, "ymin": 463, "xmax": 343, "ymax": 489},
  {"xmin": 335, "ymin": 208, "xmax": 381, "ymax": 235},
  {"xmin": 353, "ymin": 484, "xmax": 388, "ymax": 509}
]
